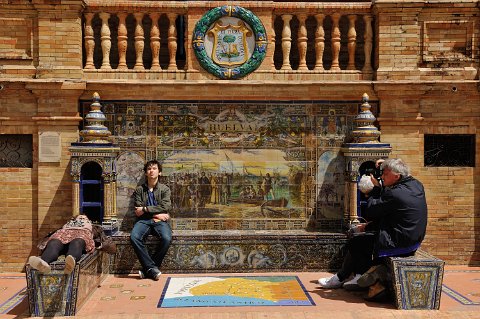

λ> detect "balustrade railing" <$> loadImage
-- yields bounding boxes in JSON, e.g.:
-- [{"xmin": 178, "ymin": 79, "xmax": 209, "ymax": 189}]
[{"xmin": 82, "ymin": 2, "xmax": 373, "ymax": 80}]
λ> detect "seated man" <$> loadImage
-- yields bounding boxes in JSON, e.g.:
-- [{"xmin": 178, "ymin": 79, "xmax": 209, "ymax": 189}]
[
  {"xmin": 318, "ymin": 158, "xmax": 428, "ymax": 299},
  {"xmin": 130, "ymin": 159, "xmax": 172, "ymax": 281}
]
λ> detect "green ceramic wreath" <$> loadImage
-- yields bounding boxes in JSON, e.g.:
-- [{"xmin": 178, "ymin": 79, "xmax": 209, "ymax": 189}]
[{"xmin": 192, "ymin": 6, "xmax": 267, "ymax": 79}]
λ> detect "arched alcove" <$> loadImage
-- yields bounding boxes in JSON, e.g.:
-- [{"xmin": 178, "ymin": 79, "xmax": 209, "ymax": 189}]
[{"xmin": 80, "ymin": 161, "xmax": 104, "ymax": 222}]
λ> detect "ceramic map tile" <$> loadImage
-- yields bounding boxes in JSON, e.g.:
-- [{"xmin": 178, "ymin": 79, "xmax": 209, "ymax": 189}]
[{"xmin": 158, "ymin": 276, "xmax": 315, "ymax": 308}]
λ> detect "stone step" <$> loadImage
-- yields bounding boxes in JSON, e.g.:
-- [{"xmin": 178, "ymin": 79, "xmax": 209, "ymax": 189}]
[{"xmin": 110, "ymin": 230, "xmax": 347, "ymax": 273}]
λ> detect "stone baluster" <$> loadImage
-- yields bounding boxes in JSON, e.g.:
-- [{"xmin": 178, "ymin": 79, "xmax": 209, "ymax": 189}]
[
  {"xmin": 271, "ymin": 14, "xmax": 276, "ymax": 70},
  {"xmin": 297, "ymin": 14, "xmax": 308, "ymax": 70},
  {"xmin": 84, "ymin": 13, "xmax": 95, "ymax": 69},
  {"xmin": 134, "ymin": 13, "xmax": 145, "ymax": 70},
  {"xmin": 347, "ymin": 15, "xmax": 357, "ymax": 70},
  {"xmin": 99, "ymin": 12, "xmax": 111, "ymax": 69},
  {"xmin": 314, "ymin": 14, "xmax": 325, "ymax": 70},
  {"xmin": 331, "ymin": 13, "xmax": 341, "ymax": 70},
  {"xmin": 280, "ymin": 14, "xmax": 293, "ymax": 70},
  {"xmin": 150, "ymin": 13, "xmax": 161, "ymax": 70},
  {"xmin": 117, "ymin": 13, "xmax": 128, "ymax": 70},
  {"xmin": 363, "ymin": 15, "xmax": 373, "ymax": 73},
  {"xmin": 167, "ymin": 13, "xmax": 178, "ymax": 70}
]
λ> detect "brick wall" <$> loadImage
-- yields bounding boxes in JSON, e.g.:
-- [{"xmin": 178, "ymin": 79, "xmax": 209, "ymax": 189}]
[{"xmin": 0, "ymin": 0, "xmax": 479, "ymax": 271}]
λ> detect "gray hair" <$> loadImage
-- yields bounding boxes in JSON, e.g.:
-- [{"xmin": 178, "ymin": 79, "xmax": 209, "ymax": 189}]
[{"xmin": 380, "ymin": 158, "xmax": 410, "ymax": 177}]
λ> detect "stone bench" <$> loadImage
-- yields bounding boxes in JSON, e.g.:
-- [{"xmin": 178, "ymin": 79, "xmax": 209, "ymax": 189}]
[
  {"xmin": 25, "ymin": 250, "xmax": 109, "ymax": 317},
  {"xmin": 386, "ymin": 249, "xmax": 445, "ymax": 310}
]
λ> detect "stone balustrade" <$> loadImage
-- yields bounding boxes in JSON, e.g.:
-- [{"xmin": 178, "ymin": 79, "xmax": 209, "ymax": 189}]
[{"xmin": 83, "ymin": 2, "xmax": 373, "ymax": 80}]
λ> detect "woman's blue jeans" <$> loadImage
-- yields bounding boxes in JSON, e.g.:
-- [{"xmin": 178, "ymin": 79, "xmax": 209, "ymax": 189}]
[{"xmin": 130, "ymin": 219, "xmax": 172, "ymax": 272}]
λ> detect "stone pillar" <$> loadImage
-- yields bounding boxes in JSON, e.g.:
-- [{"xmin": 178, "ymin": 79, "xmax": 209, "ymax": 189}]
[
  {"xmin": 347, "ymin": 15, "xmax": 357, "ymax": 70},
  {"xmin": 314, "ymin": 14, "xmax": 325, "ymax": 71},
  {"xmin": 331, "ymin": 13, "xmax": 341, "ymax": 70},
  {"xmin": 84, "ymin": 13, "xmax": 95, "ymax": 69},
  {"xmin": 271, "ymin": 14, "xmax": 276, "ymax": 69},
  {"xmin": 362, "ymin": 15, "xmax": 373, "ymax": 74},
  {"xmin": 117, "ymin": 13, "xmax": 128, "ymax": 70},
  {"xmin": 72, "ymin": 179, "xmax": 80, "ymax": 216},
  {"xmin": 280, "ymin": 14, "xmax": 293, "ymax": 70},
  {"xmin": 167, "ymin": 13, "xmax": 178, "ymax": 70},
  {"xmin": 150, "ymin": 12, "xmax": 161, "ymax": 70},
  {"xmin": 134, "ymin": 13, "xmax": 145, "ymax": 70},
  {"xmin": 99, "ymin": 12, "xmax": 111, "ymax": 70},
  {"xmin": 297, "ymin": 14, "xmax": 308, "ymax": 71}
]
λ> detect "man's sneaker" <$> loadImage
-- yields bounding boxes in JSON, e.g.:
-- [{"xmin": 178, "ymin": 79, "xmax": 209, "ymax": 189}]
[
  {"xmin": 343, "ymin": 274, "xmax": 363, "ymax": 291},
  {"xmin": 147, "ymin": 268, "xmax": 161, "ymax": 281},
  {"xmin": 318, "ymin": 274, "xmax": 344, "ymax": 289},
  {"xmin": 28, "ymin": 256, "xmax": 51, "ymax": 274},
  {"xmin": 138, "ymin": 270, "xmax": 145, "ymax": 279}
]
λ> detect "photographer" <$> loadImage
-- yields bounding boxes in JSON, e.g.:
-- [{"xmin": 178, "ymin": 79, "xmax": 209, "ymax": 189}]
[{"xmin": 318, "ymin": 158, "xmax": 427, "ymax": 301}]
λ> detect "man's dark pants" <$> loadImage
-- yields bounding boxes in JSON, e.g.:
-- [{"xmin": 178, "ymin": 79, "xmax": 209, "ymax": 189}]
[{"xmin": 130, "ymin": 219, "xmax": 172, "ymax": 273}]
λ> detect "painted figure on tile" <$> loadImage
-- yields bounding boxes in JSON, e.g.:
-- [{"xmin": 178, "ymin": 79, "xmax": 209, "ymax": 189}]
[
  {"xmin": 130, "ymin": 159, "xmax": 172, "ymax": 281},
  {"xmin": 210, "ymin": 173, "xmax": 221, "ymax": 204},
  {"xmin": 220, "ymin": 172, "xmax": 231, "ymax": 205},
  {"xmin": 28, "ymin": 214, "xmax": 116, "ymax": 274},
  {"xmin": 262, "ymin": 173, "xmax": 275, "ymax": 200},
  {"xmin": 198, "ymin": 171, "xmax": 211, "ymax": 208}
]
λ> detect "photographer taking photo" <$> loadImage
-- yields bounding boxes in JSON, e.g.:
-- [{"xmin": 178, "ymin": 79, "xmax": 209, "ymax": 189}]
[{"xmin": 318, "ymin": 158, "xmax": 427, "ymax": 301}]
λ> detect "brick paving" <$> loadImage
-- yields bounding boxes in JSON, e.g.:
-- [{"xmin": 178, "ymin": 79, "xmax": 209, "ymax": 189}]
[{"xmin": 1, "ymin": 265, "xmax": 479, "ymax": 319}]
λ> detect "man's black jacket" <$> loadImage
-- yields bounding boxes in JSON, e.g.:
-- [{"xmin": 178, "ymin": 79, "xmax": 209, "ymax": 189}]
[{"xmin": 364, "ymin": 176, "xmax": 428, "ymax": 254}]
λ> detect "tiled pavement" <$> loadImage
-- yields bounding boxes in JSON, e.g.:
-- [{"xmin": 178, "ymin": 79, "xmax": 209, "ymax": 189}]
[{"xmin": 1, "ymin": 265, "xmax": 479, "ymax": 319}]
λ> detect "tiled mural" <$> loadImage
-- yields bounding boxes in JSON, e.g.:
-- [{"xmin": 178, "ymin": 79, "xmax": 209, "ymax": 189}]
[{"xmin": 80, "ymin": 100, "xmax": 377, "ymax": 231}]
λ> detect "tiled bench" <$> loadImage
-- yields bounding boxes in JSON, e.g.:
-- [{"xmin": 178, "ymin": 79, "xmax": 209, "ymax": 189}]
[
  {"xmin": 25, "ymin": 250, "xmax": 109, "ymax": 317},
  {"xmin": 110, "ymin": 230, "xmax": 348, "ymax": 273},
  {"xmin": 387, "ymin": 249, "xmax": 445, "ymax": 310}
]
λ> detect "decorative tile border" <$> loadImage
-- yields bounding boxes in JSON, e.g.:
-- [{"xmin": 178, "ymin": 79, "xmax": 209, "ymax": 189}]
[
  {"xmin": 442, "ymin": 284, "xmax": 480, "ymax": 306},
  {"xmin": 0, "ymin": 287, "xmax": 27, "ymax": 314}
]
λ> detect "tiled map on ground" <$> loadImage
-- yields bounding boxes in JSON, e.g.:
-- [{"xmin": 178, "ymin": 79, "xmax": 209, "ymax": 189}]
[{"xmin": 158, "ymin": 276, "xmax": 315, "ymax": 308}]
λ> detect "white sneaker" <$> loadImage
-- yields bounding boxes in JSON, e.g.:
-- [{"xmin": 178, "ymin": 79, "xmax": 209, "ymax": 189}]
[
  {"xmin": 318, "ymin": 274, "xmax": 344, "ymax": 289},
  {"xmin": 343, "ymin": 274, "xmax": 363, "ymax": 290},
  {"xmin": 138, "ymin": 270, "xmax": 145, "ymax": 279},
  {"xmin": 28, "ymin": 256, "xmax": 51, "ymax": 274}
]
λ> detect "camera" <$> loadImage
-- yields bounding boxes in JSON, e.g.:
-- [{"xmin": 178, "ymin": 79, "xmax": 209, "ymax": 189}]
[{"xmin": 364, "ymin": 167, "xmax": 383, "ymax": 179}]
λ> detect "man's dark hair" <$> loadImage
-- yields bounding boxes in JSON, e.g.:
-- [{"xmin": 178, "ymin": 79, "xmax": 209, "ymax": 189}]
[{"xmin": 143, "ymin": 159, "xmax": 162, "ymax": 173}]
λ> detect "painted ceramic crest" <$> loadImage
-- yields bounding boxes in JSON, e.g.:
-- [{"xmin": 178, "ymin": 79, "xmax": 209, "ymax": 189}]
[{"xmin": 193, "ymin": 6, "xmax": 267, "ymax": 79}]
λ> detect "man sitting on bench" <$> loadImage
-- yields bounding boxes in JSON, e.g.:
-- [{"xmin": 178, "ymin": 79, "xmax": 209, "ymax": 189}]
[{"xmin": 318, "ymin": 158, "xmax": 428, "ymax": 301}]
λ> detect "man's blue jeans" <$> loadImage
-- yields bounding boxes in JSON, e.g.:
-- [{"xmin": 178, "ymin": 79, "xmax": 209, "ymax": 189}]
[{"xmin": 130, "ymin": 219, "xmax": 172, "ymax": 272}]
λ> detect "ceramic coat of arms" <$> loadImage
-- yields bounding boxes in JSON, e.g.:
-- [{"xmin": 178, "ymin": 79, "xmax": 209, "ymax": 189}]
[{"xmin": 193, "ymin": 6, "xmax": 267, "ymax": 79}]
